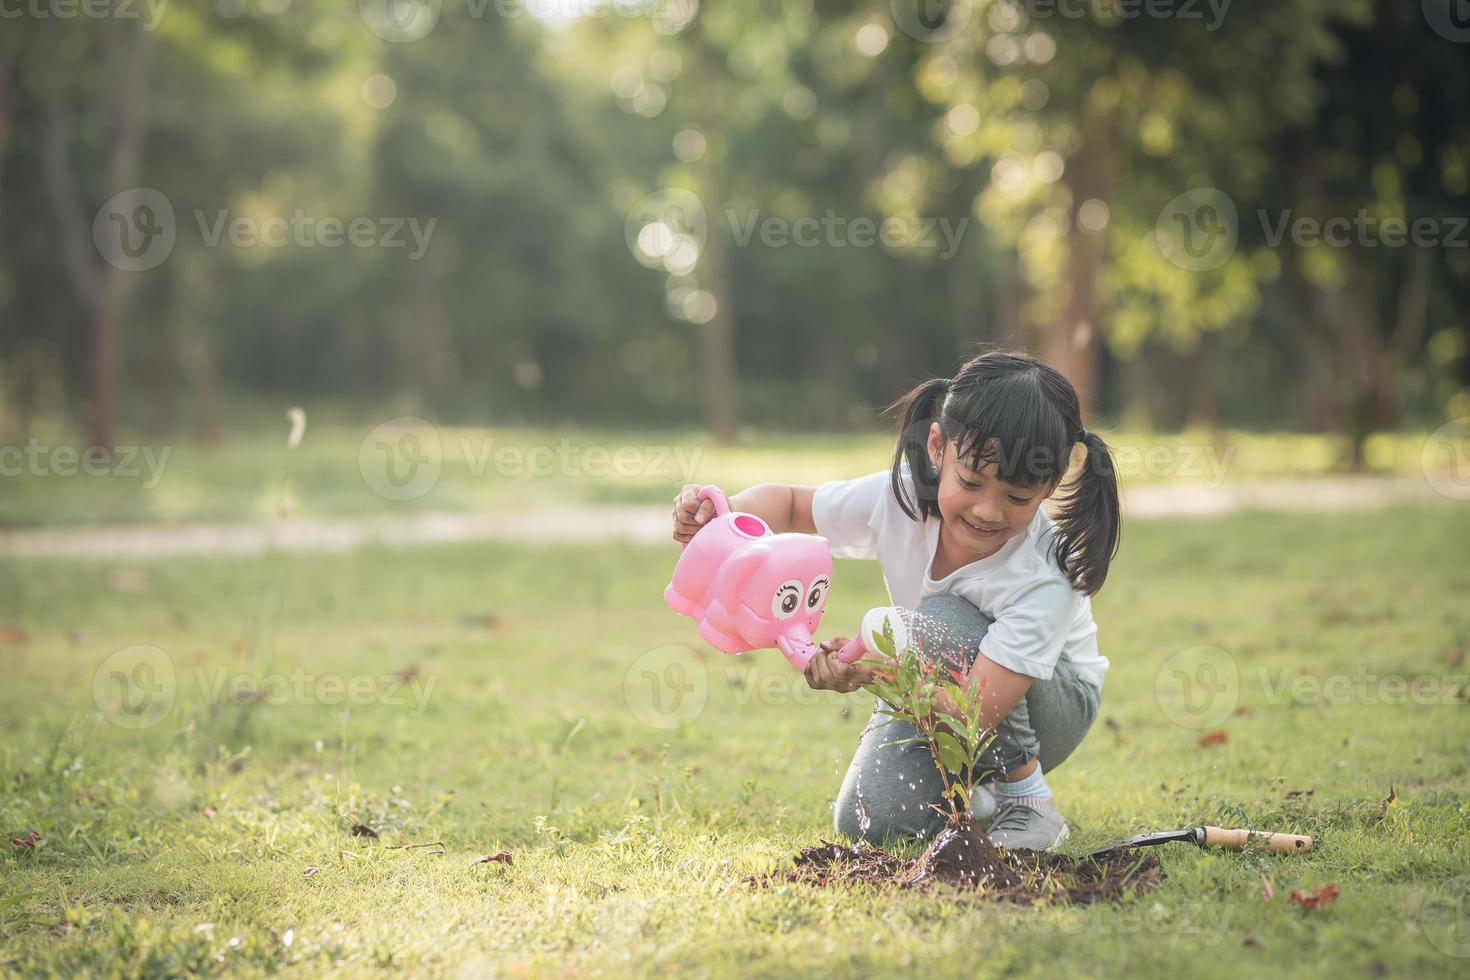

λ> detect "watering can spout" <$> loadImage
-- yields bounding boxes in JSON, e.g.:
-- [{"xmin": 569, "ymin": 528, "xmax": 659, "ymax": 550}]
[{"xmin": 776, "ymin": 626, "xmax": 820, "ymax": 671}]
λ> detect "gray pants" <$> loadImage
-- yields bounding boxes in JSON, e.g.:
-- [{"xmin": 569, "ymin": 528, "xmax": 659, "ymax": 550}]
[{"xmin": 833, "ymin": 592, "xmax": 1100, "ymax": 843}]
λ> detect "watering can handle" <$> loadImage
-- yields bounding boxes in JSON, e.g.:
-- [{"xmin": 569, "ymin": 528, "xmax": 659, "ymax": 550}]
[
  {"xmin": 697, "ymin": 486, "xmax": 731, "ymax": 517},
  {"xmin": 677, "ymin": 486, "xmax": 731, "ymax": 550}
]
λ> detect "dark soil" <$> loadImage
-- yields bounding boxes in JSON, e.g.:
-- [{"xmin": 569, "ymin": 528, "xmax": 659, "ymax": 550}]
[{"xmin": 756, "ymin": 818, "xmax": 1162, "ymax": 905}]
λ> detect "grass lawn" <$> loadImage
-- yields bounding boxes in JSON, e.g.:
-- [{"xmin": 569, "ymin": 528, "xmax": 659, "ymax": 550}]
[{"xmin": 2, "ymin": 503, "xmax": 1468, "ymax": 977}]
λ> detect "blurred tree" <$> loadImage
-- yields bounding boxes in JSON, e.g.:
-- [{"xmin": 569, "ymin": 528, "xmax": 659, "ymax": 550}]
[{"xmin": 0, "ymin": 0, "xmax": 1465, "ymax": 452}]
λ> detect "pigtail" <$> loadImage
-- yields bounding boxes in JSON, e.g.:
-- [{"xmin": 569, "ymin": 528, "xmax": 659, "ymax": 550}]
[
  {"xmin": 887, "ymin": 376, "xmax": 950, "ymax": 522},
  {"xmin": 1051, "ymin": 430, "xmax": 1121, "ymax": 596}
]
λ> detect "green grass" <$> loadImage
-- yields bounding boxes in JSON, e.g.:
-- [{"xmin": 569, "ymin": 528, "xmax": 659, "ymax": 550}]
[
  {"xmin": 0, "ymin": 421, "xmax": 1443, "ymax": 527},
  {"xmin": 2, "ymin": 503, "xmax": 1468, "ymax": 977}
]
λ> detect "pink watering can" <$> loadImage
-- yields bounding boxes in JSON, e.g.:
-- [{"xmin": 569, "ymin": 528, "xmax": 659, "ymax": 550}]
[{"xmin": 664, "ymin": 486, "xmax": 838, "ymax": 670}]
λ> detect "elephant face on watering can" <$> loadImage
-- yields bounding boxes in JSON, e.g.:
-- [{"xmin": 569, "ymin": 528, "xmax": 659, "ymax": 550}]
[
  {"xmin": 725, "ymin": 538, "xmax": 832, "ymax": 669},
  {"xmin": 664, "ymin": 518, "xmax": 832, "ymax": 670}
]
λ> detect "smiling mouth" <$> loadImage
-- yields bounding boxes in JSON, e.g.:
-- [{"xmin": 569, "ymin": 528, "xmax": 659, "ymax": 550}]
[{"xmin": 959, "ymin": 515, "xmax": 1004, "ymax": 535}]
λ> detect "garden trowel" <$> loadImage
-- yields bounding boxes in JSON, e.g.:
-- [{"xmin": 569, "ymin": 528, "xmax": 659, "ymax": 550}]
[{"xmin": 1088, "ymin": 825, "xmax": 1314, "ymax": 859}]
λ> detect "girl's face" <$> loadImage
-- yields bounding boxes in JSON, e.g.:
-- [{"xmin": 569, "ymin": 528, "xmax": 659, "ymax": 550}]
[{"xmin": 927, "ymin": 423, "xmax": 1057, "ymax": 558}]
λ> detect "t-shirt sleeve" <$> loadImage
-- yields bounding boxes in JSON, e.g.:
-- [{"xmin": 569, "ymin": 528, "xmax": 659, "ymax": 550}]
[
  {"xmin": 978, "ymin": 578, "xmax": 1080, "ymax": 681},
  {"xmin": 810, "ymin": 470, "xmax": 890, "ymax": 560}
]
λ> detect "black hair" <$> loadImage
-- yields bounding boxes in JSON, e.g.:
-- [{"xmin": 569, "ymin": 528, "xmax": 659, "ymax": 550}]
[{"xmin": 887, "ymin": 349, "xmax": 1121, "ymax": 596}]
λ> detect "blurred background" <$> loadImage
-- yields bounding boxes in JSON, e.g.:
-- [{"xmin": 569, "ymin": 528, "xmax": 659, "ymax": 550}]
[{"xmin": 2, "ymin": 0, "xmax": 1470, "ymax": 525}]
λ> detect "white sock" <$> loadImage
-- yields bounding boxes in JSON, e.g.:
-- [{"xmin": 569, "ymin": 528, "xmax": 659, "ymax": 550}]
[{"xmin": 993, "ymin": 761, "xmax": 1053, "ymax": 811}]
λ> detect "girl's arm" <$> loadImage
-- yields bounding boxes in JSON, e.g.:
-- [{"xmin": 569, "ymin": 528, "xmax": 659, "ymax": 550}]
[
  {"xmin": 804, "ymin": 643, "xmax": 1034, "ymax": 720},
  {"xmin": 939, "ymin": 654, "xmax": 1034, "ymax": 729},
  {"xmin": 731, "ymin": 483, "xmax": 818, "ymax": 533},
  {"xmin": 673, "ymin": 483, "xmax": 818, "ymax": 542}
]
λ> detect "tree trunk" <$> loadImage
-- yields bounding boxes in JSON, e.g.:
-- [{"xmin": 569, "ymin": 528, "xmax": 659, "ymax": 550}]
[
  {"xmin": 0, "ymin": 52, "xmax": 11, "ymax": 232},
  {"xmin": 1189, "ymin": 332, "xmax": 1220, "ymax": 430},
  {"xmin": 39, "ymin": 16, "xmax": 151, "ymax": 452},
  {"xmin": 1043, "ymin": 103, "xmax": 1115, "ymax": 418},
  {"xmin": 699, "ymin": 208, "xmax": 738, "ymax": 443},
  {"xmin": 177, "ymin": 253, "xmax": 222, "ymax": 446}
]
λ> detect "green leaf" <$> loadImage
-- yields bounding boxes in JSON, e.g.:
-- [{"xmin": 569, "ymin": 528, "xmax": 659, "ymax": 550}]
[{"xmin": 933, "ymin": 731, "xmax": 969, "ymax": 776}]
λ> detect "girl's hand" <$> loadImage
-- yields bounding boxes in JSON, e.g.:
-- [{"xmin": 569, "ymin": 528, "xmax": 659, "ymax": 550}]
[
  {"xmin": 672, "ymin": 484, "xmax": 716, "ymax": 543},
  {"xmin": 803, "ymin": 639, "xmax": 880, "ymax": 693}
]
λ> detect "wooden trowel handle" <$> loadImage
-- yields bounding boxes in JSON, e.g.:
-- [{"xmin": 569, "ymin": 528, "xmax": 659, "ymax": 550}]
[{"xmin": 1202, "ymin": 826, "xmax": 1314, "ymax": 854}]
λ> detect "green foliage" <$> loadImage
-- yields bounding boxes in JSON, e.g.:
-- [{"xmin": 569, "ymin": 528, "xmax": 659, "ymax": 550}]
[
  {"xmin": 1, "ymin": 2, "xmax": 1468, "ymax": 440},
  {"xmin": 862, "ymin": 614, "xmax": 998, "ymax": 825}
]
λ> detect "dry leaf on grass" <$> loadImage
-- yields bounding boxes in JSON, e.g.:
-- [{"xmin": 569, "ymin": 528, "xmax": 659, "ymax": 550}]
[
  {"xmin": 470, "ymin": 850, "xmax": 513, "ymax": 867},
  {"xmin": 1260, "ymin": 874, "xmax": 1275, "ymax": 901},
  {"xmin": 1197, "ymin": 730, "xmax": 1229, "ymax": 746},
  {"xmin": 350, "ymin": 824, "xmax": 379, "ymax": 838},
  {"xmin": 303, "ymin": 866, "xmax": 320, "ymax": 879},
  {"xmin": 10, "ymin": 831, "xmax": 41, "ymax": 850},
  {"xmin": 1377, "ymin": 786, "xmax": 1396, "ymax": 818},
  {"xmin": 1288, "ymin": 884, "xmax": 1339, "ymax": 909}
]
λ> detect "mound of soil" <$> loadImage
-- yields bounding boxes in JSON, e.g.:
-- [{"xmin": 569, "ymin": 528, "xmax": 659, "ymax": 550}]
[{"xmin": 758, "ymin": 818, "xmax": 1161, "ymax": 905}]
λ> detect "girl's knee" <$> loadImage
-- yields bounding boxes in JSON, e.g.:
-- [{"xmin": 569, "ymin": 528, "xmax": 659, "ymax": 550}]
[
  {"xmin": 911, "ymin": 593, "xmax": 994, "ymax": 666},
  {"xmin": 914, "ymin": 594, "xmax": 994, "ymax": 634}
]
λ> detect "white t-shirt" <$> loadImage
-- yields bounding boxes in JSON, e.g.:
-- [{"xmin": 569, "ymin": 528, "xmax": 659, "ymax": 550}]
[{"xmin": 812, "ymin": 467, "xmax": 1108, "ymax": 689}]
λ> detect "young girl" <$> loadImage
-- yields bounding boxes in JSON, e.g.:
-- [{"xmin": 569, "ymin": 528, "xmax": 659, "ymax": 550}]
[{"xmin": 671, "ymin": 350, "xmax": 1120, "ymax": 850}]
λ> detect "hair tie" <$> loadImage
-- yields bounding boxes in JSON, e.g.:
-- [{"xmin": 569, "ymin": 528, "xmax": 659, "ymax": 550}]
[{"xmin": 1078, "ymin": 428, "xmax": 1090, "ymax": 443}]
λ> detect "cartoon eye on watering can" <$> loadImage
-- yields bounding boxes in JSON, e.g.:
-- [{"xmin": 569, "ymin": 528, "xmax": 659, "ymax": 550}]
[{"xmin": 664, "ymin": 486, "xmax": 845, "ymax": 670}]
